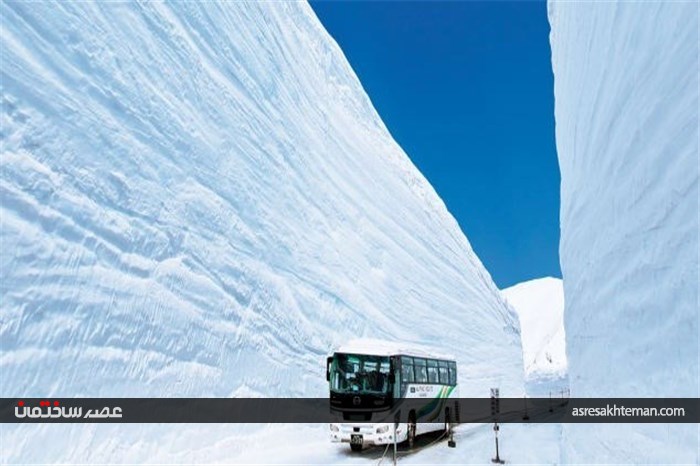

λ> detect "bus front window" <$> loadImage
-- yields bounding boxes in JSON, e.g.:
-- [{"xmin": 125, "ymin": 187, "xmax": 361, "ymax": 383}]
[{"xmin": 330, "ymin": 353, "xmax": 391, "ymax": 394}]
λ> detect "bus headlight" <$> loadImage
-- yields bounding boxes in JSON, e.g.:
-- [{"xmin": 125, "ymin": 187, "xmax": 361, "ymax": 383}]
[
  {"xmin": 330, "ymin": 424, "xmax": 339, "ymax": 432},
  {"xmin": 376, "ymin": 425, "xmax": 390, "ymax": 434}
]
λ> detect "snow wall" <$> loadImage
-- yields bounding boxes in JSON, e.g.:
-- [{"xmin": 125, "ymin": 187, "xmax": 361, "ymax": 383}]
[
  {"xmin": 549, "ymin": 1, "xmax": 698, "ymax": 463},
  {"xmin": 501, "ymin": 277, "xmax": 566, "ymax": 381},
  {"xmin": 0, "ymin": 2, "xmax": 523, "ymax": 462}
]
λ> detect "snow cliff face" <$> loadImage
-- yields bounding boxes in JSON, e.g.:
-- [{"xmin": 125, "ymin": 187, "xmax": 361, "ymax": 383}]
[
  {"xmin": 1, "ymin": 1, "xmax": 522, "ymax": 461},
  {"xmin": 549, "ymin": 1, "xmax": 698, "ymax": 462},
  {"xmin": 501, "ymin": 277, "xmax": 565, "ymax": 380}
]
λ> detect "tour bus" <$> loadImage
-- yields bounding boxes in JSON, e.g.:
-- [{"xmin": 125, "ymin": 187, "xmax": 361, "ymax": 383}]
[{"xmin": 326, "ymin": 339, "xmax": 459, "ymax": 451}]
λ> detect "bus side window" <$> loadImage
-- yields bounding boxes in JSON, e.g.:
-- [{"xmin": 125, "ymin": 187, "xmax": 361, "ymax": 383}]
[
  {"xmin": 427, "ymin": 359, "xmax": 439, "ymax": 383},
  {"xmin": 401, "ymin": 356, "xmax": 415, "ymax": 384},
  {"xmin": 414, "ymin": 358, "xmax": 428, "ymax": 383},
  {"xmin": 448, "ymin": 361, "xmax": 457, "ymax": 386},
  {"xmin": 438, "ymin": 360, "xmax": 449, "ymax": 385}
]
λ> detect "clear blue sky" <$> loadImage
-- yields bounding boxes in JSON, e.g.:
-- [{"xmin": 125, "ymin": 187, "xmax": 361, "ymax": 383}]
[{"xmin": 311, "ymin": 1, "xmax": 561, "ymax": 289}]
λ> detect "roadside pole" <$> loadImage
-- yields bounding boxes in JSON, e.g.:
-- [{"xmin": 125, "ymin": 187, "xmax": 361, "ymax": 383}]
[
  {"xmin": 393, "ymin": 411, "xmax": 399, "ymax": 466},
  {"xmin": 490, "ymin": 388, "xmax": 505, "ymax": 464}
]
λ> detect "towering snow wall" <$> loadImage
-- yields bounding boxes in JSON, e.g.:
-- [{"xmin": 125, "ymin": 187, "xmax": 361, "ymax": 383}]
[
  {"xmin": 502, "ymin": 277, "xmax": 566, "ymax": 381},
  {"xmin": 1, "ymin": 1, "xmax": 522, "ymax": 462},
  {"xmin": 549, "ymin": 1, "xmax": 698, "ymax": 462}
]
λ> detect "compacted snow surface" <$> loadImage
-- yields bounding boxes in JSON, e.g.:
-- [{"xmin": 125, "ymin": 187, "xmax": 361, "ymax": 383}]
[{"xmin": 1, "ymin": 1, "xmax": 523, "ymax": 463}]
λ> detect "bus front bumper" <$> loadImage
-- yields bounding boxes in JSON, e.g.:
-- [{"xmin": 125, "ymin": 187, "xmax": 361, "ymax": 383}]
[{"xmin": 329, "ymin": 423, "xmax": 406, "ymax": 446}]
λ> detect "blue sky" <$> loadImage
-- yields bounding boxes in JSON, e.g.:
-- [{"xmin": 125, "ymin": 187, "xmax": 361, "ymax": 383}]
[{"xmin": 311, "ymin": 1, "xmax": 561, "ymax": 289}]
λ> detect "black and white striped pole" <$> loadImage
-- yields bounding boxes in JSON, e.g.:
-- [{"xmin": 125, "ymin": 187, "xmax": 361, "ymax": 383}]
[
  {"xmin": 491, "ymin": 388, "xmax": 504, "ymax": 464},
  {"xmin": 393, "ymin": 410, "xmax": 399, "ymax": 466}
]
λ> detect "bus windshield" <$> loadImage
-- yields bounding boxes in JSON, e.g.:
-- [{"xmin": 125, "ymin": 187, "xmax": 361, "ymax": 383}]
[{"xmin": 330, "ymin": 353, "xmax": 391, "ymax": 395}]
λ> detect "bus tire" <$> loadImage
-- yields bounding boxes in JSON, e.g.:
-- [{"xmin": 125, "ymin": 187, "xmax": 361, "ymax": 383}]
[
  {"xmin": 350, "ymin": 444, "xmax": 362, "ymax": 452},
  {"xmin": 407, "ymin": 411, "xmax": 417, "ymax": 449}
]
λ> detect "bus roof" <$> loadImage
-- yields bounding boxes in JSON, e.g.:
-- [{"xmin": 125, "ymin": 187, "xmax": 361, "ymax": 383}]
[{"xmin": 334, "ymin": 338, "xmax": 455, "ymax": 361}]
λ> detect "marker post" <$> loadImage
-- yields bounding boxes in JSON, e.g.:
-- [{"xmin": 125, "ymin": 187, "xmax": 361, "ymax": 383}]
[
  {"xmin": 490, "ymin": 388, "xmax": 505, "ymax": 464},
  {"xmin": 393, "ymin": 410, "xmax": 399, "ymax": 466},
  {"xmin": 448, "ymin": 407, "xmax": 456, "ymax": 448},
  {"xmin": 522, "ymin": 395, "xmax": 530, "ymax": 421}
]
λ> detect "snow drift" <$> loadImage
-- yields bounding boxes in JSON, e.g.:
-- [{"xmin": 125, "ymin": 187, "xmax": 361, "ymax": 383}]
[
  {"xmin": 0, "ymin": 1, "xmax": 522, "ymax": 462},
  {"xmin": 502, "ymin": 277, "xmax": 566, "ymax": 381},
  {"xmin": 549, "ymin": 1, "xmax": 698, "ymax": 463}
]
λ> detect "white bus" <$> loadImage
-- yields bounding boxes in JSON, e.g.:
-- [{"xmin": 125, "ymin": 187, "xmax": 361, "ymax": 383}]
[{"xmin": 326, "ymin": 339, "xmax": 459, "ymax": 451}]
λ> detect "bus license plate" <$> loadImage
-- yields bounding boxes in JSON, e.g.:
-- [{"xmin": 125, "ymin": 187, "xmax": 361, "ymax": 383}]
[{"xmin": 350, "ymin": 434, "xmax": 363, "ymax": 445}]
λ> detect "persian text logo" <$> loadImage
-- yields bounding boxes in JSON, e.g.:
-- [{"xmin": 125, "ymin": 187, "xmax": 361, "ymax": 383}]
[{"xmin": 14, "ymin": 400, "xmax": 123, "ymax": 419}]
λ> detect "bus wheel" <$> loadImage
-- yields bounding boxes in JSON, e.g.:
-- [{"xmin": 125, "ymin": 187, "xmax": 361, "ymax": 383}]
[
  {"xmin": 350, "ymin": 444, "xmax": 362, "ymax": 452},
  {"xmin": 408, "ymin": 412, "xmax": 417, "ymax": 449}
]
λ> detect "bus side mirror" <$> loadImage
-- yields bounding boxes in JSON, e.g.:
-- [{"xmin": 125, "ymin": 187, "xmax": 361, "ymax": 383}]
[
  {"xmin": 388, "ymin": 370, "xmax": 395, "ymax": 384},
  {"xmin": 326, "ymin": 356, "xmax": 333, "ymax": 381}
]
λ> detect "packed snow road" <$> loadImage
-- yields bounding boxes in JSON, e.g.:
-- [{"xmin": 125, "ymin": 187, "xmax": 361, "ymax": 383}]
[
  {"xmin": 225, "ymin": 398, "xmax": 567, "ymax": 464},
  {"xmin": 223, "ymin": 422, "xmax": 562, "ymax": 465}
]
